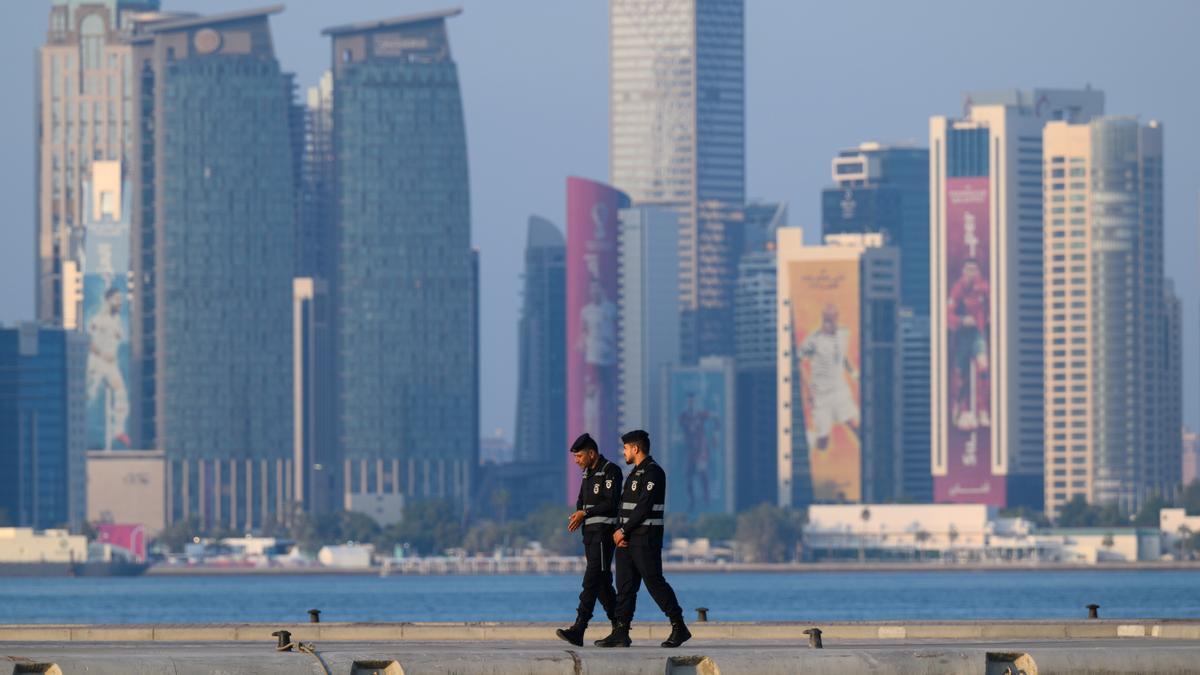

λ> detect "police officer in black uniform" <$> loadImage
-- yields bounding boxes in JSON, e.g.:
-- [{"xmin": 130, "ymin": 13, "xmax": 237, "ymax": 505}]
[
  {"xmin": 595, "ymin": 429, "xmax": 691, "ymax": 649},
  {"xmin": 556, "ymin": 433, "xmax": 624, "ymax": 646}
]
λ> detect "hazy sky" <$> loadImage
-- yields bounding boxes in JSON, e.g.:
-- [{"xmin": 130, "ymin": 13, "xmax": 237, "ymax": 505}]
[{"xmin": 2, "ymin": 0, "xmax": 1197, "ymax": 438}]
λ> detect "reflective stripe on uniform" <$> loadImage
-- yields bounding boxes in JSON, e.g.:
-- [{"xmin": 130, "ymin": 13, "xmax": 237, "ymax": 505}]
[
  {"xmin": 652, "ymin": 504, "xmax": 664, "ymax": 511},
  {"xmin": 622, "ymin": 502, "xmax": 637, "ymax": 510},
  {"xmin": 644, "ymin": 518, "xmax": 664, "ymax": 526},
  {"xmin": 586, "ymin": 516, "xmax": 618, "ymax": 526}
]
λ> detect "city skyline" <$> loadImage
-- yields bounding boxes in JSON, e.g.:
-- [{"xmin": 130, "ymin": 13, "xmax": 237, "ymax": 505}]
[{"xmin": 2, "ymin": 0, "xmax": 1198, "ymax": 441}]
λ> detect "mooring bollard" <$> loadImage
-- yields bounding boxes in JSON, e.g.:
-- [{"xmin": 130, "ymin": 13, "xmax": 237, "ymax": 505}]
[
  {"xmin": 696, "ymin": 607, "xmax": 709, "ymax": 622},
  {"xmin": 803, "ymin": 627, "xmax": 823, "ymax": 649},
  {"xmin": 1087, "ymin": 603, "xmax": 1100, "ymax": 619},
  {"xmin": 308, "ymin": 609, "xmax": 321, "ymax": 623},
  {"xmin": 271, "ymin": 630, "xmax": 292, "ymax": 652}
]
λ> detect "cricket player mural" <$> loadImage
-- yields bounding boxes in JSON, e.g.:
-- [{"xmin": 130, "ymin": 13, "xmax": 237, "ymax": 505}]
[{"xmin": 82, "ymin": 161, "xmax": 133, "ymax": 450}]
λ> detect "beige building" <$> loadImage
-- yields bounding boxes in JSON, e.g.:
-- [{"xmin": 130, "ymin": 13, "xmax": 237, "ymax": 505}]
[
  {"xmin": 86, "ymin": 450, "xmax": 165, "ymax": 535},
  {"xmin": 1041, "ymin": 118, "xmax": 1173, "ymax": 517},
  {"xmin": 36, "ymin": 1, "xmax": 163, "ymax": 325},
  {"xmin": 0, "ymin": 528, "xmax": 88, "ymax": 563}
]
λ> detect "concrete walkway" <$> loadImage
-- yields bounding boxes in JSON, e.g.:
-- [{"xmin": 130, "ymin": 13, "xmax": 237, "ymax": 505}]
[{"xmin": 4, "ymin": 623, "xmax": 1200, "ymax": 674}]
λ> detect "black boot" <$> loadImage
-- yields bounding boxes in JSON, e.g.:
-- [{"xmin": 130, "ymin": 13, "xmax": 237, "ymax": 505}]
[
  {"xmin": 593, "ymin": 622, "xmax": 632, "ymax": 648},
  {"xmin": 555, "ymin": 615, "xmax": 588, "ymax": 647},
  {"xmin": 661, "ymin": 620, "xmax": 691, "ymax": 648}
]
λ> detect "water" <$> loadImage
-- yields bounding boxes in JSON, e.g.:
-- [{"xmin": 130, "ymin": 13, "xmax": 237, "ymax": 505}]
[{"xmin": 1, "ymin": 570, "xmax": 1198, "ymax": 624}]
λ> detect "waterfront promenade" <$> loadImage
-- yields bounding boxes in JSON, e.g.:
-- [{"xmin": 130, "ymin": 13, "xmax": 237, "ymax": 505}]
[{"xmin": 3, "ymin": 621, "xmax": 1200, "ymax": 673}]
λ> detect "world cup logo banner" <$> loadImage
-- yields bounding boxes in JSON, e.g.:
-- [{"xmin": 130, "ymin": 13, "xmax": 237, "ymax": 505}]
[
  {"xmin": 789, "ymin": 259, "xmax": 862, "ymax": 502},
  {"xmin": 937, "ymin": 177, "xmax": 1004, "ymax": 505},
  {"xmin": 565, "ymin": 178, "xmax": 629, "ymax": 501}
]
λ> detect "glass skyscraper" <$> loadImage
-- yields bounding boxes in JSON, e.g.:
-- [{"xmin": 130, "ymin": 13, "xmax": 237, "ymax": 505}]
[
  {"xmin": 325, "ymin": 10, "xmax": 477, "ymax": 508},
  {"xmin": 1042, "ymin": 117, "xmax": 1176, "ymax": 516},
  {"xmin": 610, "ymin": 0, "xmax": 745, "ymax": 362},
  {"xmin": 0, "ymin": 324, "xmax": 87, "ymax": 530},
  {"xmin": 131, "ymin": 7, "xmax": 298, "ymax": 530},
  {"xmin": 513, "ymin": 216, "xmax": 566, "ymax": 480}
]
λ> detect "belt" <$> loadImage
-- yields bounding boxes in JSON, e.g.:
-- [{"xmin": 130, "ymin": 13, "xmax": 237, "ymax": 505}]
[{"xmin": 585, "ymin": 516, "xmax": 618, "ymax": 526}]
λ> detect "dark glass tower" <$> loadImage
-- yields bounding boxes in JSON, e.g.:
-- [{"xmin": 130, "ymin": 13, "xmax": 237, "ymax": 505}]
[
  {"xmin": 131, "ymin": 7, "xmax": 298, "ymax": 530},
  {"xmin": 0, "ymin": 325, "xmax": 87, "ymax": 530},
  {"xmin": 325, "ymin": 10, "xmax": 476, "ymax": 508},
  {"xmin": 513, "ymin": 216, "xmax": 566, "ymax": 475}
]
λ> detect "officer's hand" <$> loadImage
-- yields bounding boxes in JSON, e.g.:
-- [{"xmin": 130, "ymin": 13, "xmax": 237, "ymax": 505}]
[
  {"xmin": 613, "ymin": 529, "xmax": 626, "ymax": 547},
  {"xmin": 567, "ymin": 510, "xmax": 586, "ymax": 532}
]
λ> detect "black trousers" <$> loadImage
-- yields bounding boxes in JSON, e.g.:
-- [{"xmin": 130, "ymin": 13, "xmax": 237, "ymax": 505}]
[
  {"xmin": 614, "ymin": 544, "xmax": 683, "ymax": 625},
  {"xmin": 576, "ymin": 536, "xmax": 617, "ymax": 623}
]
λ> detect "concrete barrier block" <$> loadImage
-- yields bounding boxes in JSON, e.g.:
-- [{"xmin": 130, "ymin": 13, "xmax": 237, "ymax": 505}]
[
  {"xmin": 1152, "ymin": 624, "xmax": 1200, "ymax": 639},
  {"xmin": 1116, "ymin": 624, "xmax": 1146, "ymax": 637},
  {"xmin": 877, "ymin": 626, "xmax": 906, "ymax": 639},
  {"xmin": 818, "ymin": 624, "xmax": 879, "ymax": 639}
]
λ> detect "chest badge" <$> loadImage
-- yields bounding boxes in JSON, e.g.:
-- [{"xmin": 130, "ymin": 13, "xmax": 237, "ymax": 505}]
[
  {"xmin": 646, "ymin": 481, "xmax": 655, "ymax": 492},
  {"xmin": 631, "ymin": 480, "xmax": 638, "ymax": 492},
  {"xmin": 593, "ymin": 483, "xmax": 600, "ymax": 495},
  {"xmin": 605, "ymin": 479, "xmax": 613, "ymax": 489}
]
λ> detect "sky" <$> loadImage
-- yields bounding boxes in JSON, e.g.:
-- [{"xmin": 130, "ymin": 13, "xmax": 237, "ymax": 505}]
[{"xmin": 1, "ymin": 0, "xmax": 1197, "ymax": 439}]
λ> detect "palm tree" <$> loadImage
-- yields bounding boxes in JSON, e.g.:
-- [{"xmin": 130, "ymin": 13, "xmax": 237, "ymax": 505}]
[{"xmin": 915, "ymin": 529, "xmax": 930, "ymax": 562}]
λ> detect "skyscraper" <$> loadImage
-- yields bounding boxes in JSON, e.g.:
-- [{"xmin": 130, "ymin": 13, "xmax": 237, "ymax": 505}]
[
  {"xmin": 822, "ymin": 143, "xmax": 931, "ymax": 503},
  {"xmin": 617, "ymin": 205, "xmax": 681, "ymax": 433},
  {"xmin": 1041, "ymin": 117, "xmax": 1172, "ymax": 516},
  {"xmin": 293, "ymin": 278, "xmax": 337, "ymax": 517},
  {"xmin": 776, "ymin": 231, "xmax": 901, "ymax": 505},
  {"xmin": 130, "ymin": 7, "xmax": 298, "ymax": 530},
  {"xmin": 0, "ymin": 324, "xmax": 88, "ymax": 530},
  {"xmin": 325, "ymin": 10, "xmax": 477, "ymax": 511},
  {"xmin": 822, "ymin": 143, "xmax": 929, "ymax": 313},
  {"xmin": 930, "ymin": 88, "xmax": 1104, "ymax": 509},
  {"xmin": 514, "ymin": 216, "xmax": 566, "ymax": 477},
  {"xmin": 36, "ymin": 0, "xmax": 161, "ymax": 329},
  {"xmin": 734, "ymin": 247, "xmax": 778, "ymax": 510},
  {"xmin": 565, "ymin": 177, "xmax": 629, "ymax": 500},
  {"xmin": 609, "ymin": 0, "xmax": 745, "ymax": 362}
]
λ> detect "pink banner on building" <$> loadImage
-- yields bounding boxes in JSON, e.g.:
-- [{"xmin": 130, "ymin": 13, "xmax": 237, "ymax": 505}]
[
  {"xmin": 937, "ymin": 176, "xmax": 1005, "ymax": 506},
  {"xmin": 96, "ymin": 523, "xmax": 147, "ymax": 561},
  {"xmin": 565, "ymin": 177, "xmax": 629, "ymax": 501}
]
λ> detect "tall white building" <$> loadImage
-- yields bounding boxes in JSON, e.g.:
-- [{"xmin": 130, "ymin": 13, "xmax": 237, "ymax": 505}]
[
  {"xmin": 617, "ymin": 205, "xmax": 681, "ymax": 432},
  {"xmin": 929, "ymin": 88, "xmax": 1104, "ymax": 509},
  {"xmin": 1041, "ymin": 118, "xmax": 1174, "ymax": 517},
  {"xmin": 609, "ymin": 0, "xmax": 744, "ymax": 361}
]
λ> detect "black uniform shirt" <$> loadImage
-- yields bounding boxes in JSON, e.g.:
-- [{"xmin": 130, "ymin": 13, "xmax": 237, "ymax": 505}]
[
  {"xmin": 618, "ymin": 456, "xmax": 666, "ymax": 548},
  {"xmin": 575, "ymin": 456, "xmax": 623, "ymax": 543}
]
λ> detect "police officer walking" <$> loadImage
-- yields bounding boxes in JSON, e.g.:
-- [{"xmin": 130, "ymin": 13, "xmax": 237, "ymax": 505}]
[
  {"xmin": 595, "ymin": 429, "xmax": 691, "ymax": 649},
  {"xmin": 556, "ymin": 433, "xmax": 624, "ymax": 646}
]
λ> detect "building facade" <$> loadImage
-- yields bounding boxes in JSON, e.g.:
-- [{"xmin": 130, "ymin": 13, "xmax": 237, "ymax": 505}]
[
  {"xmin": 0, "ymin": 324, "xmax": 88, "ymax": 531},
  {"xmin": 776, "ymin": 231, "xmax": 901, "ymax": 505},
  {"xmin": 325, "ymin": 10, "xmax": 477, "ymax": 511},
  {"xmin": 618, "ymin": 205, "xmax": 681, "ymax": 433},
  {"xmin": 822, "ymin": 143, "xmax": 930, "ymax": 313},
  {"xmin": 130, "ymin": 8, "xmax": 298, "ymax": 530},
  {"xmin": 513, "ymin": 216, "xmax": 566, "ymax": 490},
  {"xmin": 1040, "ymin": 117, "xmax": 1172, "ymax": 517},
  {"xmin": 733, "ymin": 247, "xmax": 778, "ymax": 510},
  {"xmin": 293, "ymin": 278, "xmax": 338, "ymax": 517},
  {"xmin": 609, "ymin": 0, "xmax": 745, "ymax": 363},
  {"xmin": 662, "ymin": 356, "xmax": 737, "ymax": 514},
  {"xmin": 36, "ymin": 0, "xmax": 161, "ymax": 329},
  {"xmin": 930, "ymin": 88, "xmax": 1104, "ymax": 510},
  {"xmin": 565, "ymin": 177, "xmax": 629, "ymax": 500}
]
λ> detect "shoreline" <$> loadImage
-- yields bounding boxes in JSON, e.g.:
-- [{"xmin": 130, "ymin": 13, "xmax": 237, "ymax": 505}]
[{"xmin": 137, "ymin": 560, "xmax": 1200, "ymax": 576}]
